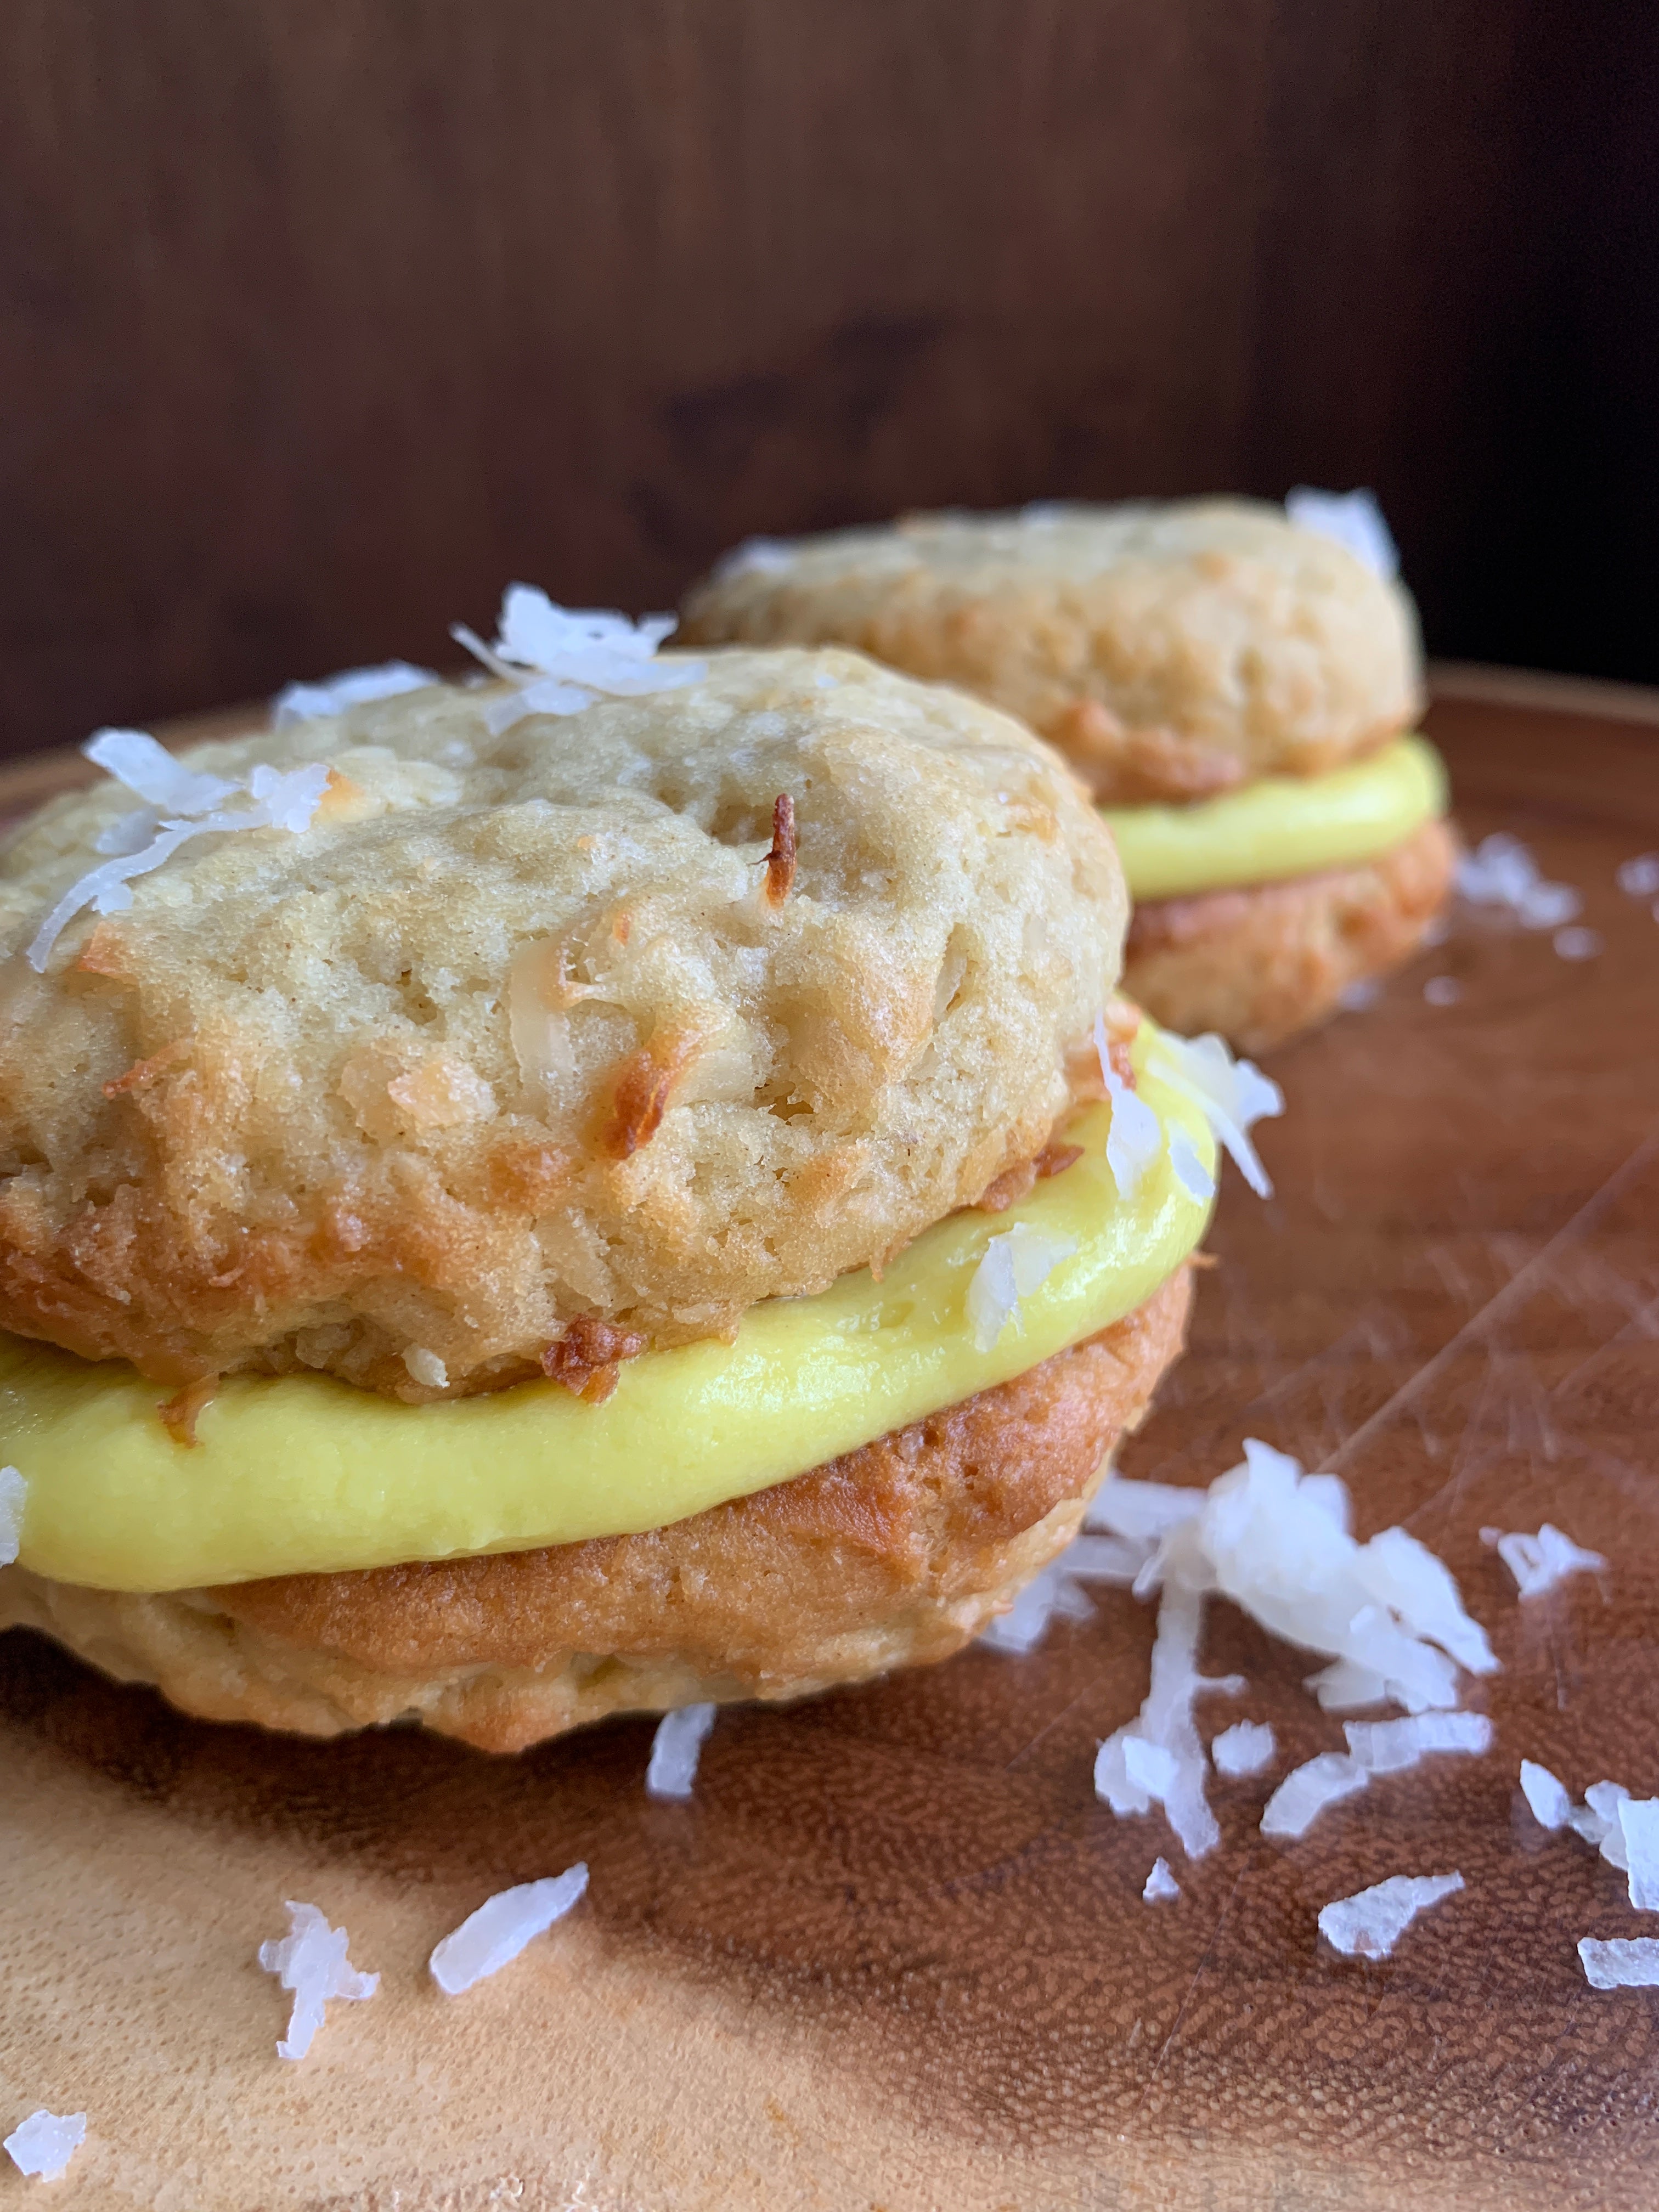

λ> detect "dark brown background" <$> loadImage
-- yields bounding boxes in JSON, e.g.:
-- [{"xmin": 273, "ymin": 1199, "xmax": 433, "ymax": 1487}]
[{"xmin": 3, "ymin": 1, "xmax": 1657, "ymax": 757}]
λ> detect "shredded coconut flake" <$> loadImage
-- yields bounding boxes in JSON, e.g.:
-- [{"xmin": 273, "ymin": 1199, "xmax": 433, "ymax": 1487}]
[
  {"xmin": 1337, "ymin": 978, "xmax": 1384, "ymax": 1013},
  {"xmin": 1210, "ymin": 1720, "xmax": 1276, "ymax": 1778},
  {"xmin": 1481, "ymin": 1522, "xmax": 1607, "ymax": 1599},
  {"xmin": 966, "ymin": 1222, "xmax": 1077, "ymax": 1352},
  {"xmin": 1617, "ymin": 853, "xmax": 1659, "ymax": 898},
  {"xmin": 1520, "ymin": 1759, "xmax": 1573, "ymax": 1831},
  {"xmin": 1284, "ymin": 487, "xmax": 1400, "ymax": 580},
  {"xmin": 85, "ymin": 727, "xmax": 237, "ymax": 814},
  {"xmin": 1167, "ymin": 1125, "xmax": 1216, "ymax": 1205},
  {"xmin": 1616, "ymin": 1798, "xmax": 1659, "ymax": 1911},
  {"xmin": 713, "ymin": 535, "xmax": 797, "ymax": 580},
  {"xmin": 28, "ymin": 740, "xmax": 332, "ymax": 973},
  {"xmin": 1554, "ymin": 924, "xmax": 1602, "ymax": 961},
  {"xmin": 402, "ymin": 1346, "xmax": 448, "ymax": 1390},
  {"xmin": 1145, "ymin": 1030, "xmax": 1282, "ymax": 1198},
  {"xmin": 1143, "ymin": 1438, "xmax": 1496, "ymax": 1712},
  {"xmin": 1142, "ymin": 1857, "xmax": 1181, "ymax": 1903},
  {"xmin": 1455, "ymin": 833, "xmax": 1582, "ymax": 930},
  {"xmin": 646, "ymin": 1704, "xmax": 718, "ymax": 1799},
  {"xmin": 428, "ymin": 1864, "xmax": 589, "ymax": 1996},
  {"xmin": 1579, "ymin": 1780, "xmax": 1633, "ymax": 1870},
  {"xmin": 1123, "ymin": 1735, "xmax": 1181, "ymax": 1797},
  {"xmin": 3, "ymin": 2111, "xmax": 87, "ymax": 2185},
  {"xmin": 1085, "ymin": 1476, "xmax": 1203, "ymax": 1547},
  {"xmin": 0, "ymin": 1464, "xmax": 24, "ymax": 1566},
  {"xmin": 257, "ymin": 1902, "xmax": 379, "ymax": 2060},
  {"xmin": 1423, "ymin": 976, "xmax": 1461, "ymax": 1006},
  {"xmin": 1305, "ymin": 1657, "xmax": 1393, "ymax": 1711},
  {"xmin": 454, "ymin": 585, "xmax": 704, "ymax": 730},
  {"xmin": 979, "ymin": 1527, "xmax": 1145, "ymax": 1653},
  {"xmin": 1093, "ymin": 1579, "xmax": 1242, "ymax": 1860},
  {"xmin": 1579, "ymin": 1937, "xmax": 1659, "ymax": 1989},
  {"xmin": 1095, "ymin": 1014, "xmax": 1164, "ymax": 1198},
  {"xmin": 1087, "ymin": 1439, "xmax": 1494, "ymax": 1857},
  {"xmin": 1344, "ymin": 1709, "xmax": 1492, "ymax": 1774},
  {"xmin": 979, "ymin": 1558, "xmax": 1092, "ymax": 1653},
  {"xmin": 1262, "ymin": 1753, "xmax": 1370, "ymax": 1840},
  {"xmin": 1318, "ymin": 1871, "xmax": 1463, "ymax": 1959},
  {"xmin": 273, "ymin": 661, "xmax": 436, "ymax": 726}
]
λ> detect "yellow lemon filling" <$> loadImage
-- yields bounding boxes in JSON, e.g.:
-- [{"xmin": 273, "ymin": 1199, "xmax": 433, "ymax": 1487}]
[
  {"xmin": 1103, "ymin": 734, "xmax": 1447, "ymax": 901},
  {"xmin": 0, "ymin": 1036, "xmax": 1214, "ymax": 1595}
]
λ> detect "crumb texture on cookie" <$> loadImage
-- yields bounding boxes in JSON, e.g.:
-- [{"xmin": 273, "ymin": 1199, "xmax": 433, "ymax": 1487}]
[
  {"xmin": 1124, "ymin": 816, "xmax": 1458, "ymax": 1053},
  {"xmin": 680, "ymin": 501, "xmax": 1424, "ymax": 803},
  {"xmin": 0, "ymin": 651, "xmax": 1124, "ymax": 1395},
  {"xmin": 0, "ymin": 1263, "xmax": 1191, "ymax": 1750}
]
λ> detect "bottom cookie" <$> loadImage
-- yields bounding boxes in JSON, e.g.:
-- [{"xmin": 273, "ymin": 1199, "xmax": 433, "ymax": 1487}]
[
  {"xmin": 0, "ymin": 1262, "xmax": 1194, "ymax": 1753},
  {"xmin": 1122, "ymin": 817, "xmax": 1457, "ymax": 1054}
]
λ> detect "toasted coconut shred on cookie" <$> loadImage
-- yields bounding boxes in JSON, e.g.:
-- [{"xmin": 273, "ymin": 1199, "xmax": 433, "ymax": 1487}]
[{"xmin": 0, "ymin": 590, "xmax": 1283, "ymax": 1753}]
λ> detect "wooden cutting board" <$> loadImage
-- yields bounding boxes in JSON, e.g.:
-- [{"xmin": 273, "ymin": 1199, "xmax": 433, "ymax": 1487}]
[{"xmin": 4, "ymin": 675, "xmax": 1658, "ymax": 2210}]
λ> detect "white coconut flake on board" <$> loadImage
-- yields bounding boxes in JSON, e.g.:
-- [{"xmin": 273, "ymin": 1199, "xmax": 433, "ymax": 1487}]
[
  {"xmin": 1578, "ymin": 1781, "xmax": 1633, "ymax": 1870},
  {"xmin": 1337, "ymin": 978, "xmax": 1384, "ymax": 1013},
  {"xmin": 27, "ymin": 735, "xmax": 332, "ymax": 972},
  {"xmin": 1520, "ymin": 1760, "xmax": 1575, "ymax": 1832},
  {"xmin": 979, "ymin": 1527, "xmax": 1149, "ymax": 1654},
  {"xmin": 1541, "ymin": 1776, "xmax": 1643, "ymax": 1874},
  {"xmin": 1344, "ymin": 1710, "xmax": 1493, "ymax": 1775},
  {"xmin": 1143, "ymin": 1858, "xmax": 1181, "ymax": 1903},
  {"xmin": 1121, "ymin": 1438, "xmax": 1498, "ymax": 1713},
  {"xmin": 1084, "ymin": 1476, "xmax": 1204, "ymax": 1548},
  {"xmin": 1210, "ymin": 1720, "xmax": 1277, "ymax": 1778},
  {"xmin": 1318, "ymin": 1872, "xmax": 1464, "ymax": 1959},
  {"xmin": 1123, "ymin": 1736, "xmax": 1181, "ymax": 1797},
  {"xmin": 966, "ymin": 1222, "xmax": 1078, "ymax": 1352},
  {"xmin": 1092, "ymin": 1578, "xmax": 1244, "ymax": 1861},
  {"xmin": 1616, "ymin": 853, "xmax": 1659, "ymax": 898},
  {"xmin": 1554, "ymin": 926, "xmax": 1602, "ymax": 961},
  {"xmin": 1305, "ymin": 1658, "xmax": 1393, "ymax": 1712},
  {"xmin": 1423, "ymin": 976, "xmax": 1461, "ymax": 1007},
  {"xmin": 646, "ymin": 1704, "xmax": 718, "ymax": 1800},
  {"xmin": 1082, "ymin": 1440, "xmax": 1496, "ymax": 1857},
  {"xmin": 1454, "ymin": 832, "xmax": 1582, "ymax": 930},
  {"xmin": 0, "ymin": 1464, "xmax": 24, "ymax": 1565},
  {"xmin": 428, "ymin": 1865, "xmax": 589, "ymax": 1996},
  {"xmin": 1143, "ymin": 1030, "xmax": 1283, "ymax": 1199},
  {"xmin": 1579, "ymin": 1938, "xmax": 1659, "ymax": 1990},
  {"xmin": 1616, "ymin": 1799, "xmax": 1659, "ymax": 1911},
  {"xmin": 453, "ymin": 585, "xmax": 704, "ymax": 735},
  {"xmin": 257, "ymin": 1903, "xmax": 379, "ymax": 2061},
  {"xmin": 979, "ymin": 1554, "xmax": 1096, "ymax": 1653},
  {"xmin": 1284, "ymin": 488, "xmax": 1400, "ymax": 581},
  {"xmin": 3, "ymin": 2111, "xmax": 87, "ymax": 2185},
  {"xmin": 1481, "ymin": 1522, "xmax": 1607, "ymax": 1599},
  {"xmin": 273, "ymin": 661, "xmax": 437, "ymax": 726},
  {"xmin": 1261, "ymin": 1753, "xmax": 1370, "ymax": 1841}
]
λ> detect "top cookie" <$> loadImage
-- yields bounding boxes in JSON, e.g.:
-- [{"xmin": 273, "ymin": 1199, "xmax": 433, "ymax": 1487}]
[
  {"xmin": 0, "ymin": 648, "xmax": 1124, "ymax": 1398},
  {"xmin": 680, "ymin": 500, "xmax": 1424, "ymax": 804}
]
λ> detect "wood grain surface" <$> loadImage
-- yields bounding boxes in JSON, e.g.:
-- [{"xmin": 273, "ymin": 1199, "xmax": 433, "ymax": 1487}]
[
  {"xmin": 4, "ymin": 684, "xmax": 1659, "ymax": 2209},
  {"xmin": 7, "ymin": 1, "xmax": 1655, "ymax": 755}
]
